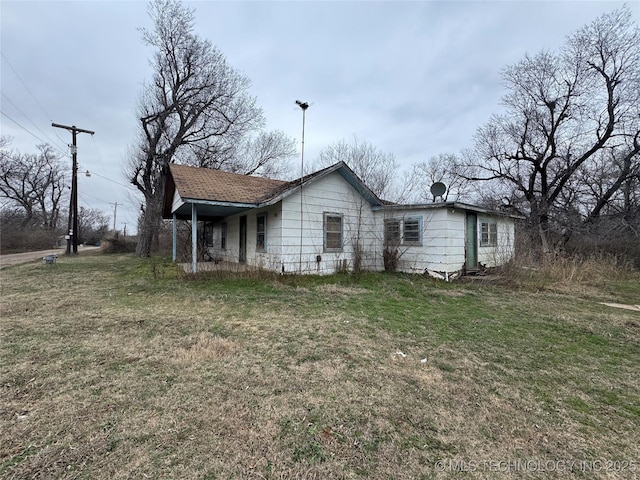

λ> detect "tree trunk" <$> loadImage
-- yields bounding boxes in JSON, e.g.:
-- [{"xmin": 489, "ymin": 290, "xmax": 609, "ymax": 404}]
[
  {"xmin": 538, "ymin": 217, "xmax": 551, "ymax": 255},
  {"xmin": 135, "ymin": 180, "xmax": 165, "ymax": 257},
  {"xmin": 528, "ymin": 200, "xmax": 552, "ymax": 255}
]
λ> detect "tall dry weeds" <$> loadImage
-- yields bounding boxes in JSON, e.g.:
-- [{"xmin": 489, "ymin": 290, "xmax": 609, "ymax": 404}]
[{"xmin": 499, "ymin": 251, "xmax": 638, "ymax": 293}]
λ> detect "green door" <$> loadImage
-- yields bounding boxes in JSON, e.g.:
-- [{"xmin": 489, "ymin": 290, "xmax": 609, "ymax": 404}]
[
  {"xmin": 466, "ymin": 213, "xmax": 478, "ymax": 270},
  {"xmin": 239, "ymin": 216, "xmax": 247, "ymax": 263}
]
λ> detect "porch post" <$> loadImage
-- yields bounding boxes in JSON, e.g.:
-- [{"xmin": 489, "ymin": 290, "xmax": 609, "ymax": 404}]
[
  {"xmin": 191, "ymin": 203, "xmax": 197, "ymax": 273},
  {"xmin": 172, "ymin": 213, "xmax": 177, "ymax": 262}
]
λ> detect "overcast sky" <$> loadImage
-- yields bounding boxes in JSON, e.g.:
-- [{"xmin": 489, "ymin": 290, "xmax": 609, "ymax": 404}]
[{"xmin": 1, "ymin": 0, "xmax": 636, "ymax": 232}]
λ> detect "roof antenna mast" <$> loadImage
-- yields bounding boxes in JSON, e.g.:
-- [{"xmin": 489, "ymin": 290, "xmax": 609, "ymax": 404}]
[
  {"xmin": 295, "ymin": 100, "xmax": 310, "ymax": 273},
  {"xmin": 295, "ymin": 100, "xmax": 309, "ymax": 182}
]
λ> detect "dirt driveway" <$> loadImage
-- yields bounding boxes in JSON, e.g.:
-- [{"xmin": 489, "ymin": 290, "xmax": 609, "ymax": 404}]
[{"xmin": 0, "ymin": 246, "xmax": 99, "ymax": 269}]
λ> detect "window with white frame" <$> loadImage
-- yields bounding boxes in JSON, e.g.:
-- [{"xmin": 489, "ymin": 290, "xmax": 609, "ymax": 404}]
[
  {"xmin": 256, "ymin": 214, "xmax": 266, "ymax": 251},
  {"xmin": 385, "ymin": 216, "xmax": 422, "ymax": 246},
  {"xmin": 324, "ymin": 213, "xmax": 343, "ymax": 251},
  {"xmin": 480, "ymin": 219, "xmax": 498, "ymax": 246}
]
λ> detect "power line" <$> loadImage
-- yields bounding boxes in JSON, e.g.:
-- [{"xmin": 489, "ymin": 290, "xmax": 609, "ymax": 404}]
[
  {"xmin": 1, "ymin": 110, "xmax": 68, "ymax": 155},
  {"xmin": 1, "ymin": 92, "xmax": 69, "ymax": 153},
  {"xmin": 84, "ymin": 168, "xmax": 134, "ymax": 190},
  {"xmin": 78, "ymin": 188, "xmax": 137, "ymax": 216},
  {"xmin": 89, "ymin": 135, "xmax": 106, "ymax": 163},
  {"xmin": 78, "ymin": 190, "xmax": 106, "ymax": 205},
  {"xmin": 87, "ymin": 136, "xmax": 136, "ymax": 189},
  {"xmin": 77, "ymin": 193, "xmax": 96, "ymax": 210},
  {"xmin": 1, "ymin": 52, "xmax": 68, "ymax": 146}
]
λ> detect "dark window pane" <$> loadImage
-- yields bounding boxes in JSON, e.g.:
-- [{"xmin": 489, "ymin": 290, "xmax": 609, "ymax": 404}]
[
  {"xmin": 403, "ymin": 219, "xmax": 420, "ymax": 244},
  {"xmin": 257, "ymin": 215, "xmax": 266, "ymax": 250},
  {"xmin": 221, "ymin": 223, "xmax": 227, "ymax": 250},
  {"xmin": 385, "ymin": 219, "xmax": 400, "ymax": 244}
]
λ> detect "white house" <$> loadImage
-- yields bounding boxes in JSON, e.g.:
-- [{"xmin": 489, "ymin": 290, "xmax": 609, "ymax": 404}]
[{"xmin": 163, "ymin": 162, "xmax": 520, "ymax": 278}]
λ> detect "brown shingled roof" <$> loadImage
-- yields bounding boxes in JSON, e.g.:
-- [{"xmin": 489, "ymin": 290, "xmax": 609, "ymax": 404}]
[{"xmin": 169, "ymin": 164, "xmax": 287, "ymax": 204}]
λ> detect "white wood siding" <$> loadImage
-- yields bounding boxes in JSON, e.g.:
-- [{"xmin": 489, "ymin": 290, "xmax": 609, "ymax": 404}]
[
  {"xmin": 372, "ymin": 208, "xmax": 515, "ymax": 274},
  {"xmin": 202, "ymin": 175, "xmax": 517, "ymax": 275},
  {"xmin": 172, "ymin": 191, "xmax": 184, "ymax": 214},
  {"xmin": 375, "ymin": 208, "xmax": 467, "ymax": 274},
  {"xmin": 280, "ymin": 172, "xmax": 381, "ymax": 274},
  {"xmin": 477, "ymin": 216, "xmax": 516, "ymax": 267}
]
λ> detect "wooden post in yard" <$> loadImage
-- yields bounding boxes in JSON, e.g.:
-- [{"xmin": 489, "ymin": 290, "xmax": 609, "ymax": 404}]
[
  {"xmin": 191, "ymin": 204, "xmax": 197, "ymax": 273},
  {"xmin": 172, "ymin": 213, "xmax": 177, "ymax": 263}
]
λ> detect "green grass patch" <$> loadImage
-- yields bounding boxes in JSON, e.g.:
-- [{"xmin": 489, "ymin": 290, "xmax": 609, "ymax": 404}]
[{"xmin": 1, "ymin": 253, "xmax": 638, "ymax": 478}]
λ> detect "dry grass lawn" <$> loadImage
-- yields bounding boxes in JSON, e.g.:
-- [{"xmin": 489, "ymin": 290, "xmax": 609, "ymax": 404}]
[{"xmin": 1, "ymin": 254, "xmax": 639, "ymax": 479}]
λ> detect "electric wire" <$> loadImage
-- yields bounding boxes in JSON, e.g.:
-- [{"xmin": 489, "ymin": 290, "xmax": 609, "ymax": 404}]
[
  {"xmin": 83, "ymin": 168, "xmax": 134, "ymax": 190},
  {"xmin": 1, "ymin": 110, "xmax": 67, "ymax": 152},
  {"xmin": 86, "ymin": 136, "xmax": 136, "ymax": 190},
  {"xmin": 77, "ymin": 193, "xmax": 96, "ymax": 210},
  {"xmin": 1, "ymin": 93, "xmax": 68, "ymax": 153},
  {"xmin": 1, "ymin": 52, "xmax": 69, "ymax": 147},
  {"xmin": 2, "ymin": 55, "xmax": 138, "ymax": 231}
]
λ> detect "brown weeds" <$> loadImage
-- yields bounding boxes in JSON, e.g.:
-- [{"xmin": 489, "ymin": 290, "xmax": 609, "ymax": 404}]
[{"xmin": 0, "ymin": 254, "xmax": 638, "ymax": 479}]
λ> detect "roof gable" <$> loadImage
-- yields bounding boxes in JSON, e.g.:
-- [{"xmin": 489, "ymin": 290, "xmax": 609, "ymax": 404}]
[
  {"xmin": 169, "ymin": 164, "xmax": 287, "ymax": 204},
  {"xmin": 164, "ymin": 162, "xmax": 384, "ymax": 219},
  {"xmin": 260, "ymin": 161, "xmax": 383, "ymax": 206}
]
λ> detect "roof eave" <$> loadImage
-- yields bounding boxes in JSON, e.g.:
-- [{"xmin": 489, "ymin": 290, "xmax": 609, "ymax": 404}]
[
  {"xmin": 180, "ymin": 198, "xmax": 258, "ymax": 209},
  {"xmin": 380, "ymin": 201, "xmax": 525, "ymax": 219}
]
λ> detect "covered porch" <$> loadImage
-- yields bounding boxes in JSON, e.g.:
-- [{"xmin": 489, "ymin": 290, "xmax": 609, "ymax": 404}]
[
  {"xmin": 164, "ymin": 163, "xmax": 289, "ymax": 274},
  {"xmin": 170, "ymin": 200, "xmax": 252, "ymax": 274}
]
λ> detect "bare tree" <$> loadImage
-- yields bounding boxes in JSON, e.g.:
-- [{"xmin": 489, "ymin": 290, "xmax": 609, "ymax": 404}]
[
  {"xmin": 129, "ymin": 0, "xmax": 292, "ymax": 256},
  {"xmin": 581, "ymin": 137, "xmax": 640, "ymax": 222},
  {"xmin": 187, "ymin": 129, "xmax": 296, "ymax": 178},
  {"xmin": 77, "ymin": 207, "xmax": 110, "ymax": 245},
  {"xmin": 0, "ymin": 139, "xmax": 67, "ymax": 229},
  {"xmin": 313, "ymin": 136, "xmax": 399, "ymax": 200},
  {"xmin": 465, "ymin": 7, "xmax": 639, "ymax": 253},
  {"xmin": 405, "ymin": 153, "xmax": 476, "ymax": 203},
  {"xmin": 559, "ymin": 138, "xmax": 640, "ymax": 259}
]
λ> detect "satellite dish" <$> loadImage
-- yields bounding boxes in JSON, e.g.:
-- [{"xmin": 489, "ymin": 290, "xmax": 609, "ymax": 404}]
[{"xmin": 430, "ymin": 182, "xmax": 446, "ymax": 201}]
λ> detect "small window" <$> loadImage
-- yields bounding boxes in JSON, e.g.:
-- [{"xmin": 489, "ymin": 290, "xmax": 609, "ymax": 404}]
[
  {"xmin": 220, "ymin": 223, "xmax": 227, "ymax": 250},
  {"xmin": 256, "ymin": 214, "xmax": 266, "ymax": 251},
  {"xmin": 385, "ymin": 217, "xmax": 422, "ymax": 246},
  {"xmin": 324, "ymin": 213, "xmax": 343, "ymax": 251},
  {"xmin": 480, "ymin": 220, "xmax": 497, "ymax": 246},
  {"xmin": 385, "ymin": 219, "xmax": 401, "ymax": 245},
  {"xmin": 403, "ymin": 218, "xmax": 421, "ymax": 245}
]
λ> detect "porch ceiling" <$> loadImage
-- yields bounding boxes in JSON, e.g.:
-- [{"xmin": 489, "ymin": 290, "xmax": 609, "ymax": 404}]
[{"xmin": 172, "ymin": 199, "xmax": 255, "ymax": 221}]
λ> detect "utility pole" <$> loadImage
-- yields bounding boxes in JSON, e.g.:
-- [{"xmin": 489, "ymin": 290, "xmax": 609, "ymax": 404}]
[
  {"xmin": 110, "ymin": 202, "xmax": 118, "ymax": 232},
  {"xmin": 52, "ymin": 123, "xmax": 95, "ymax": 254}
]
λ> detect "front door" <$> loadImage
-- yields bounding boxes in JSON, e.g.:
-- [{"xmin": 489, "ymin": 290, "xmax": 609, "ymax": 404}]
[
  {"xmin": 239, "ymin": 215, "xmax": 247, "ymax": 263},
  {"xmin": 465, "ymin": 212, "xmax": 478, "ymax": 270}
]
